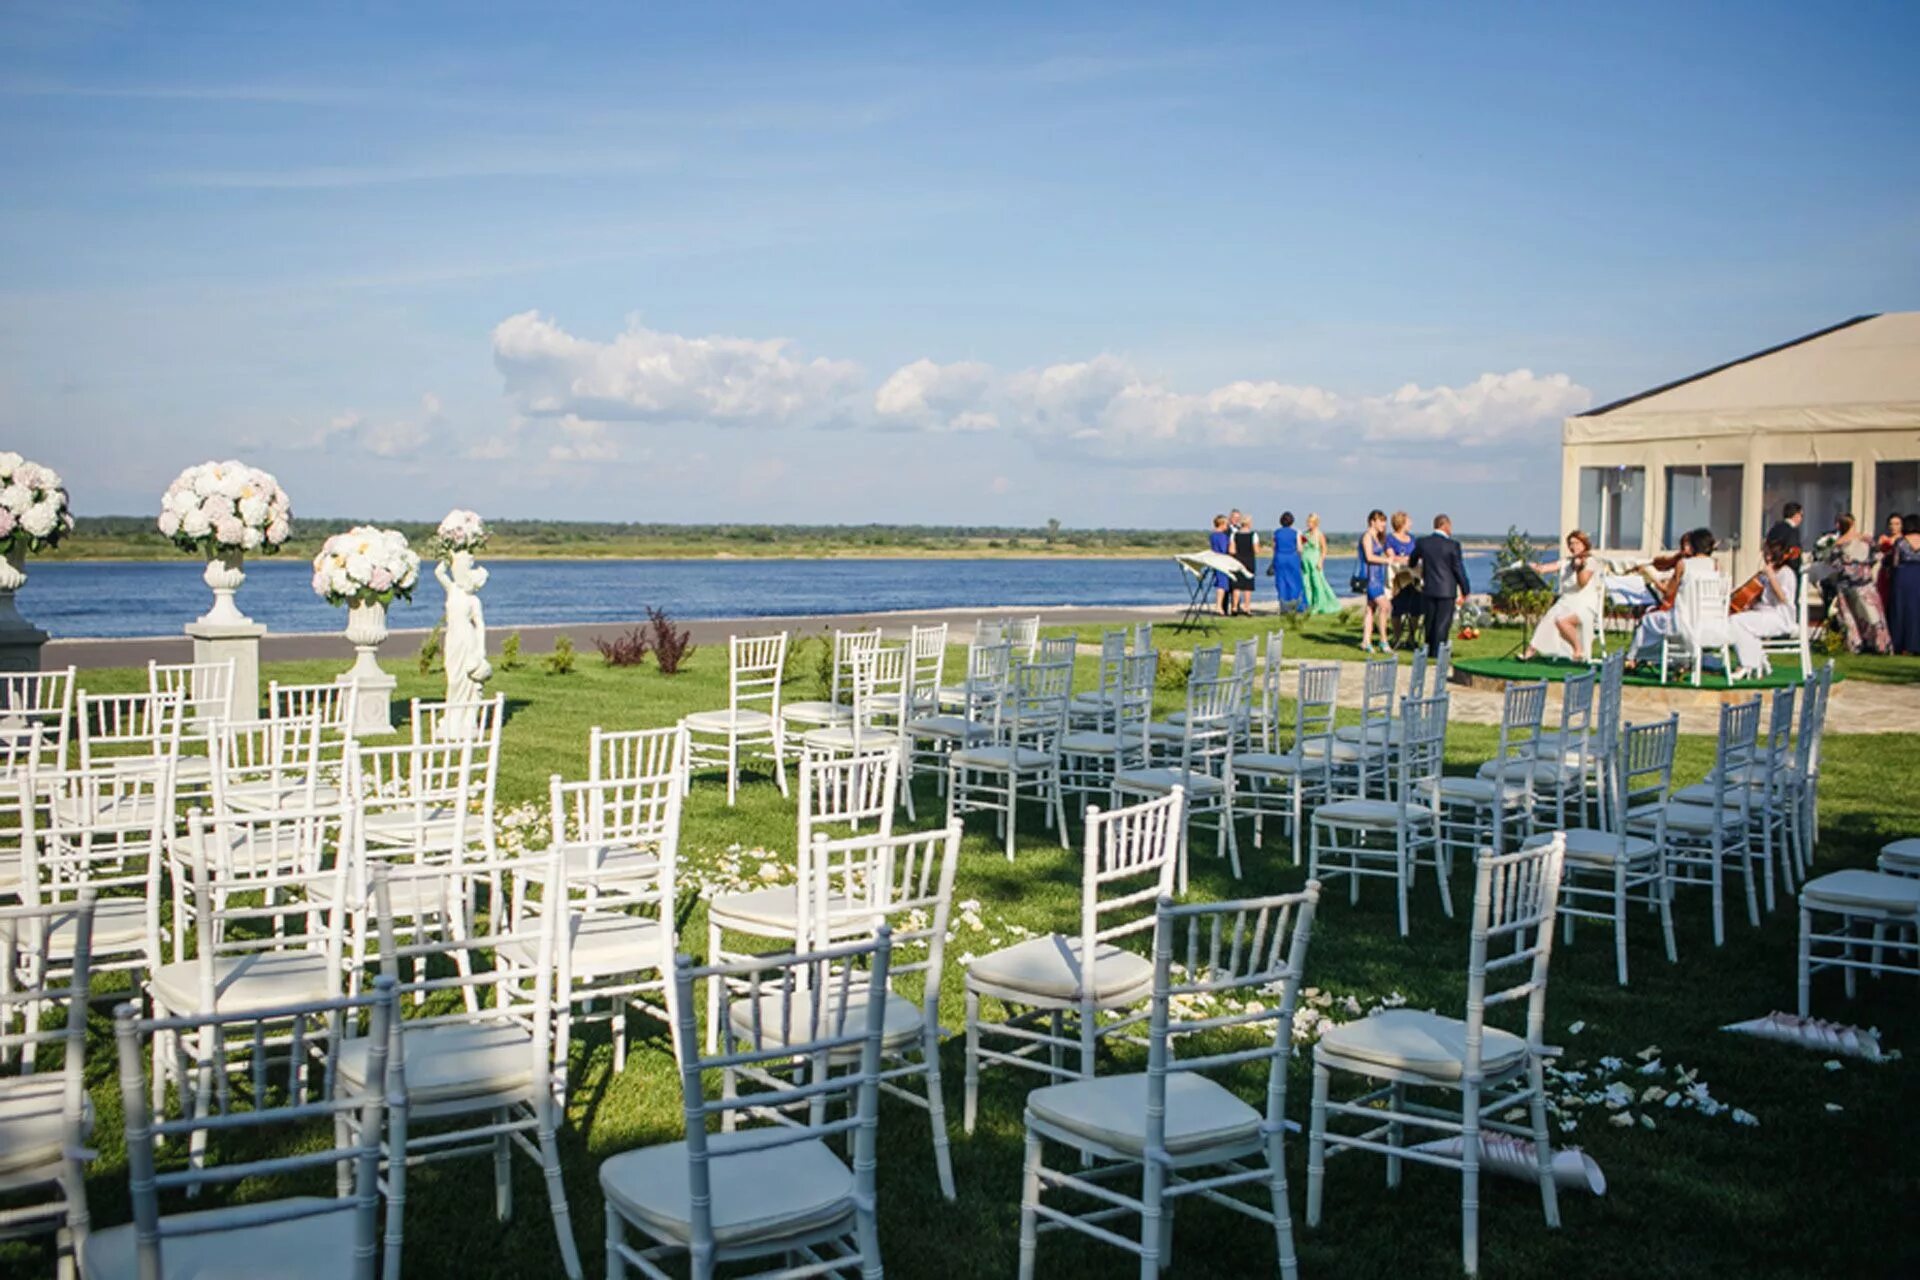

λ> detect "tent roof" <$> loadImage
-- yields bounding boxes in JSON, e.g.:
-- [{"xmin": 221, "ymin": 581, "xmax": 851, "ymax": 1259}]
[{"xmin": 1564, "ymin": 312, "xmax": 1920, "ymax": 444}]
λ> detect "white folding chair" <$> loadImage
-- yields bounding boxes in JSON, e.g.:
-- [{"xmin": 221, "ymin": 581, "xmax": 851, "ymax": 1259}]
[
  {"xmin": 1059, "ymin": 650, "xmax": 1157, "ymax": 819},
  {"xmin": 1420, "ymin": 680, "xmax": 1543, "ymax": 867},
  {"xmin": 1658, "ymin": 571, "xmax": 1735, "ymax": 687},
  {"xmin": 1017, "ymin": 887, "xmax": 1320, "ymax": 1280},
  {"xmin": 963, "ymin": 789, "xmax": 1183, "ymax": 1133},
  {"xmin": 148, "ymin": 658, "xmax": 236, "ymax": 805},
  {"xmin": 1631, "ymin": 697, "xmax": 1761, "ymax": 947},
  {"xmin": 1115, "ymin": 674, "xmax": 1241, "ymax": 887},
  {"xmin": 778, "ymin": 627, "xmax": 880, "ymax": 756},
  {"xmin": 949, "ymin": 658, "xmax": 1073, "ymax": 861},
  {"xmin": 1233, "ymin": 661, "xmax": 1342, "ymax": 866},
  {"xmin": 0, "ymin": 893, "xmax": 93, "ymax": 1280},
  {"xmin": 683, "ymin": 633, "xmax": 790, "ymax": 806},
  {"xmin": 600, "ymin": 933, "xmax": 893, "ymax": 1280},
  {"xmin": 1311, "ymin": 694, "xmax": 1450, "ymax": 936},
  {"xmin": 1308, "ymin": 837, "xmax": 1569, "ymax": 1277},
  {"xmin": 88, "ymin": 979, "xmax": 397, "ymax": 1280},
  {"xmin": 1534, "ymin": 715, "xmax": 1679, "ymax": 985}
]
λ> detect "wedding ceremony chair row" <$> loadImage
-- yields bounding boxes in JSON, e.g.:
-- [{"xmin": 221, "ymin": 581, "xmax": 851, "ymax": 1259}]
[
  {"xmin": 683, "ymin": 632, "xmax": 790, "ymax": 806},
  {"xmin": 1631, "ymin": 696, "xmax": 1761, "ymax": 947},
  {"xmin": 1530, "ymin": 715, "xmax": 1679, "ymax": 985},
  {"xmin": 1418, "ymin": 679, "xmax": 1544, "ymax": 868},
  {"xmin": 948, "ymin": 656, "xmax": 1073, "ymax": 861},
  {"xmin": 1308, "ymin": 835, "xmax": 1569, "ymax": 1277},
  {"xmin": 704, "ymin": 750, "xmax": 896, "ymax": 1051},
  {"xmin": 1234, "ymin": 661, "xmax": 1342, "ymax": 865},
  {"xmin": 1017, "ymin": 886, "xmax": 1320, "ymax": 1280},
  {"xmin": 963, "ymin": 789, "xmax": 1183, "ymax": 1135},
  {"xmin": 0, "ymin": 894, "xmax": 92, "ymax": 1279},
  {"xmin": 1059, "ymin": 650, "xmax": 1158, "ymax": 820},
  {"xmin": 601, "ymin": 931, "xmax": 894, "ymax": 1280},
  {"xmin": 343, "ymin": 854, "xmax": 585, "ymax": 1279},
  {"xmin": 728, "ymin": 823, "xmax": 963, "ymax": 1199},
  {"xmin": 87, "ymin": 979, "xmax": 397, "ymax": 1280},
  {"xmin": 1310, "ymin": 694, "xmax": 1450, "ymax": 936},
  {"xmin": 1115, "ymin": 674, "xmax": 1240, "ymax": 887},
  {"xmin": 778, "ymin": 626, "xmax": 879, "ymax": 756}
]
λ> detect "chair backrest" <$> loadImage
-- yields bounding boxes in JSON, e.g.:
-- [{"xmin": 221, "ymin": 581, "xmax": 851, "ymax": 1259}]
[
  {"xmin": 1427, "ymin": 641, "xmax": 1453, "ymax": 696},
  {"xmin": 1676, "ymin": 570, "xmax": 1731, "ymax": 644},
  {"xmin": 1113, "ymin": 651, "xmax": 1159, "ymax": 762},
  {"xmin": 1133, "ymin": 620, "xmax": 1154, "ymax": 654},
  {"xmin": 1036, "ymin": 634, "xmax": 1077, "ymax": 665},
  {"xmin": 1081, "ymin": 790, "xmax": 1184, "ymax": 960},
  {"xmin": 1551, "ymin": 670, "xmax": 1597, "ymax": 775},
  {"xmin": 961, "ymin": 638, "xmax": 1015, "ymax": 721},
  {"xmin": 111, "ymin": 980, "xmax": 395, "ymax": 1280},
  {"xmin": 1147, "ymin": 886, "xmax": 1319, "ymax": 1143},
  {"xmin": 211, "ymin": 712, "xmax": 325, "ymax": 812},
  {"xmin": 1290, "ymin": 662, "xmax": 1342, "ymax": 755},
  {"xmin": 0, "ymin": 666, "xmax": 75, "ymax": 765},
  {"xmin": 268, "ymin": 680, "xmax": 357, "ymax": 734},
  {"xmin": 832, "ymin": 628, "xmax": 886, "ymax": 706},
  {"xmin": 412, "ymin": 692, "xmax": 506, "ymax": 751},
  {"xmin": 1704, "ymin": 697, "xmax": 1763, "ymax": 819},
  {"xmin": 1407, "ymin": 648, "xmax": 1429, "ymax": 705},
  {"xmin": 907, "ymin": 622, "xmax": 948, "ymax": 715},
  {"xmin": 1757, "ymin": 683, "xmax": 1798, "ymax": 783},
  {"xmin": 346, "ymin": 740, "xmax": 478, "ymax": 862},
  {"xmin": 849, "ymin": 645, "xmax": 911, "ymax": 738},
  {"xmin": 76, "ymin": 688, "xmax": 183, "ymax": 773},
  {"xmin": 1189, "ymin": 644, "xmax": 1224, "ymax": 684},
  {"xmin": 1463, "ymin": 836, "xmax": 1566, "ymax": 1076},
  {"xmin": 1230, "ymin": 635, "xmax": 1257, "ymax": 674},
  {"xmin": 669, "ymin": 933, "xmax": 891, "ymax": 1260},
  {"xmin": 1357, "ymin": 655, "xmax": 1396, "ymax": 733},
  {"xmin": 1492, "ymin": 680, "xmax": 1549, "ymax": 768},
  {"xmin": 148, "ymin": 658, "xmax": 237, "ymax": 733},
  {"xmin": 1, "ymin": 892, "xmax": 93, "ymax": 1091},
  {"xmin": 1254, "ymin": 638, "xmax": 1287, "ymax": 748},
  {"xmin": 1008, "ymin": 615, "xmax": 1041, "ymax": 660},
  {"xmin": 1395, "ymin": 694, "xmax": 1449, "ymax": 800},
  {"xmin": 1801, "ymin": 660, "xmax": 1834, "ymax": 786},
  {"xmin": 555, "ymin": 737, "xmax": 685, "ymax": 861},
  {"xmin": 798, "ymin": 749, "xmax": 898, "ymax": 851},
  {"xmin": 1613, "ymin": 716, "xmax": 1678, "ymax": 837},
  {"xmin": 1098, "ymin": 628, "xmax": 1129, "ymax": 672},
  {"xmin": 974, "ymin": 618, "xmax": 1007, "ymax": 648},
  {"xmin": 1173, "ymin": 675, "xmax": 1239, "ymax": 780},
  {"xmin": 1593, "ymin": 651, "xmax": 1626, "ymax": 763},
  {"xmin": 727, "ymin": 633, "xmax": 789, "ymax": 720},
  {"xmin": 999, "ymin": 658, "xmax": 1073, "ymax": 749},
  {"xmin": 802, "ymin": 824, "xmax": 961, "ymax": 1024},
  {"xmin": 589, "ymin": 725, "xmax": 685, "ymax": 785}
]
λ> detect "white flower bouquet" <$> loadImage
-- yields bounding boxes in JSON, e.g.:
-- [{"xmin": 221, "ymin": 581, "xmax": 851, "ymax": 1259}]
[
  {"xmin": 157, "ymin": 460, "xmax": 292, "ymax": 555},
  {"xmin": 310, "ymin": 526, "xmax": 422, "ymax": 608},
  {"xmin": 0, "ymin": 453, "xmax": 74, "ymax": 554},
  {"xmin": 431, "ymin": 508, "xmax": 489, "ymax": 558}
]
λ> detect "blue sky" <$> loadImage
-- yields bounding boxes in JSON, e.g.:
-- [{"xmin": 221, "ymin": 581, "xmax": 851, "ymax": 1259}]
[{"xmin": 2, "ymin": 1, "xmax": 1915, "ymax": 532}]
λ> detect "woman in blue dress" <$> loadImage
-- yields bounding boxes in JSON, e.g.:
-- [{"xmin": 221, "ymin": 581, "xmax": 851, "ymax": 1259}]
[
  {"xmin": 1208, "ymin": 513, "xmax": 1233, "ymax": 615},
  {"xmin": 1359, "ymin": 508, "xmax": 1399, "ymax": 653},
  {"xmin": 1893, "ymin": 514, "xmax": 1920, "ymax": 655},
  {"xmin": 1270, "ymin": 511, "xmax": 1305, "ymax": 613}
]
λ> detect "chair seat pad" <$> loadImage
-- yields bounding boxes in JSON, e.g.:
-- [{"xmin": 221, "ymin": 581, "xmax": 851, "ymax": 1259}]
[
  {"xmin": 83, "ymin": 1198, "xmax": 371, "ymax": 1280},
  {"xmin": 801, "ymin": 726, "xmax": 902, "ymax": 753},
  {"xmin": 517, "ymin": 840, "xmax": 661, "ymax": 885},
  {"xmin": 780, "ymin": 700, "xmax": 851, "ymax": 726},
  {"xmin": 1316, "ymin": 1009, "xmax": 1527, "ymax": 1082},
  {"xmin": 0, "ymin": 1074, "xmax": 72, "ymax": 1176},
  {"xmin": 1059, "ymin": 731, "xmax": 1127, "ymax": 755},
  {"xmin": 1232, "ymin": 751, "xmax": 1308, "ymax": 777},
  {"xmin": 0, "ymin": 897, "xmax": 148, "ymax": 959},
  {"xmin": 728, "ymin": 984, "xmax": 926, "ymax": 1052},
  {"xmin": 52, "ymin": 792, "xmax": 164, "ymax": 828},
  {"xmin": 1476, "ymin": 758, "xmax": 1574, "ymax": 786},
  {"xmin": 1027, "ymin": 1071, "xmax": 1260, "ymax": 1157},
  {"xmin": 600, "ymin": 1130, "xmax": 854, "ymax": 1248},
  {"xmin": 966, "ymin": 934, "xmax": 1153, "ymax": 1004},
  {"xmin": 1299, "ymin": 739, "xmax": 1371, "ymax": 764},
  {"xmin": 1314, "ymin": 798, "xmax": 1409, "ymax": 828},
  {"xmin": 497, "ymin": 910, "xmax": 665, "ymax": 979},
  {"xmin": 1334, "ymin": 723, "xmax": 1404, "ymax": 746},
  {"xmin": 151, "ymin": 952, "xmax": 335, "ymax": 1017},
  {"xmin": 1668, "ymin": 783, "xmax": 1760, "ymax": 809},
  {"xmin": 1880, "ymin": 837, "xmax": 1920, "ymax": 876},
  {"xmin": 338, "ymin": 1020, "xmax": 533, "ymax": 1106},
  {"xmin": 1656, "ymin": 800, "xmax": 1744, "ymax": 834},
  {"xmin": 682, "ymin": 709, "xmax": 774, "ymax": 733},
  {"xmin": 0, "ymin": 850, "xmax": 20, "ymax": 896},
  {"xmin": 222, "ymin": 781, "xmax": 344, "ymax": 813},
  {"xmin": 1067, "ymin": 692, "xmax": 1118, "ymax": 712},
  {"xmin": 1414, "ymin": 777, "xmax": 1527, "ymax": 806},
  {"xmin": 1526, "ymin": 828, "xmax": 1655, "ymax": 863},
  {"xmin": 906, "ymin": 715, "xmax": 989, "ymax": 742},
  {"xmin": 952, "ymin": 745, "xmax": 1052, "ymax": 772},
  {"xmin": 1114, "ymin": 767, "xmax": 1225, "ymax": 796},
  {"xmin": 1800, "ymin": 869, "xmax": 1920, "ymax": 915},
  {"xmin": 360, "ymin": 807, "xmax": 463, "ymax": 843}
]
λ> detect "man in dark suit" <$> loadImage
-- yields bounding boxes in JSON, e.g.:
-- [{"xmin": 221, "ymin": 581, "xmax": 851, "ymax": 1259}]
[
  {"xmin": 1766, "ymin": 501, "xmax": 1805, "ymax": 577},
  {"xmin": 1409, "ymin": 514, "xmax": 1469, "ymax": 658}
]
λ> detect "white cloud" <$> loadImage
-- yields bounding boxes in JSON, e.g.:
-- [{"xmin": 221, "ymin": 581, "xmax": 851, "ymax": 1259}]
[
  {"xmin": 290, "ymin": 393, "xmax": 445, "ymax": 458},
  {"xmin": 493, "ymin": 311, "xmax": 863, "ymax": 428},
  {"xmin": 873, "ymin": 357, "xmax": 995, "ymax": 428}
]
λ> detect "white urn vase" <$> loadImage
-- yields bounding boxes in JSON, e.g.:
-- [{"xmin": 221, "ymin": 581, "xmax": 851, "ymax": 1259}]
[
  {"xmin": 0, "ymin": 545, "xmax": 30, "ymax": 632},
  {"xmin": 198, "ymin": 549, "xmax": 253, "ymax": 627},
  {"xmin": 345, "ymin": 600, "xmax": 389, "ymax": 680},
  {"xmin": 337, "ymin": 599, "xmax": 398, "ymax": 735}
]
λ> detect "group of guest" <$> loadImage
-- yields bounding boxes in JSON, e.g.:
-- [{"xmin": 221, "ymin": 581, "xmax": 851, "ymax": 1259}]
[
  {"xmin": 1819, "ymin": 511, "xmax": 1920, "ymax": 654},
  {"xmin": 1267, "ymin": 511, "xmax": 1340, "ymax": 617},
  {"xmin": 1209, "ymin": 511, "xmax": 1260, "ymax": 616},
  {"xmin": 1344, "ymin": 509, "xmax": 1468, "ymax": 656}
]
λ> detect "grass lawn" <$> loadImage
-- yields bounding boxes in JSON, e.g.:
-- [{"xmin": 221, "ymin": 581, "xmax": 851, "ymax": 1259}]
[{"xmin": 6, "ymin": 639, "xmax": 1917, "ymax": 1280}]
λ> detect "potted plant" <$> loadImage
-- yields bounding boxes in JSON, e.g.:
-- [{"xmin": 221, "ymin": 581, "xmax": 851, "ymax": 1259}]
[
  {"xmin": 158, "ymin": 460, "xmax": 292, "ymax": 626},
  {"xmin": 0, "ymin": 452, "xmax": 74, "ymax": 631}
]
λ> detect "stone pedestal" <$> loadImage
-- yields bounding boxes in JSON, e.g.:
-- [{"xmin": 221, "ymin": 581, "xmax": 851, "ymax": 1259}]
[
  {"xmin": 337, "ymin": 600, "xmax": 397, "ymax": 736},
  {"xmin": 0, "ymin": 546, "xmax": 46, "ymax": 672},
  {"xmin": 184, "ymin": 620, "xmax": 264, "ymax": 722}
]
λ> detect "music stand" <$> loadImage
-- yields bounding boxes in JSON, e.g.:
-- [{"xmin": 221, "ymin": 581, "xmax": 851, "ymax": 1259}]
[{"xmin": 1173, "ymin": 551, "xmax": 1251, "ymax": 631}]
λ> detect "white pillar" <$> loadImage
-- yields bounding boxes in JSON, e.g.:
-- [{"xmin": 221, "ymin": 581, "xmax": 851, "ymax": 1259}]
[{"xmin": 184, "ymin": 619, "xmax": 264, "ymax": 722}]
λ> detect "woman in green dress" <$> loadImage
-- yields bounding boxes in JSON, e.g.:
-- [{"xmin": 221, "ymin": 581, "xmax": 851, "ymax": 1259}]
[{"xmin": 1301, "ymin": 511, "xmax": 1341, "ymax": 614}]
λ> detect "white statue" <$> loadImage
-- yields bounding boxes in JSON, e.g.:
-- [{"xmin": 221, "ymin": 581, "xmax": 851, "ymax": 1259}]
[{"xmin": 436, "ymin": 550, "xmax": 492, "ymax": 739}]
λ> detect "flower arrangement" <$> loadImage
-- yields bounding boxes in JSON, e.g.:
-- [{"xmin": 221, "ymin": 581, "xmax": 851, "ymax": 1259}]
[
  {"xmin": 431, "ymin": 508, "xmax": 488, "ymax": 558},
  {"xmin": 157, "ymin": 460, "xmax": 292, "ymax": 555},
  {"xmin": 310, "ymin": 526, "xmax": 422, "ymax": 608},
  {"xmin": 0, "ymin": 453, "xmax": 74, "ymax": 554}
]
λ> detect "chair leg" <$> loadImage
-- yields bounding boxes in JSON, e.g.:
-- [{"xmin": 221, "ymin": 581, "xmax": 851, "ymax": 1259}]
[
  {"xmin": 1529, "ymin": 1059, "xmax": 1562, "ymax": 1229},
  {"xmin": 1018, "ymin": 1129, "xmax": 1044, "ymax": 1280},
  {"xmin": 1140, "ymin": 1153, "xmax": 1167, "ymax": 1280},
  {"xmin": 1268, "ymin": 1123, "xmax": 1301, "ymax": 1280},
  {"xmin": 923, "ymin": 1025, "xmax": 957, "ymax": 1200},
  {"xmin": 1306, "ymin": 1060, "xmax": 1331, "ymax": 1226},
  {"xmin": 1797, "ymin": 906, "xmax": 1813, "ymax": 1017},
  {"xmin": 494, "ymin": 1107, "xmax": 512, "ymax": 1221},
  {"xmin": 1659, "ymin": 863, "xmax": 1679, "ymax": 966},
  {"xmin": 1386, "ymin": 1082, "xmax": 1404, "ymax": 1188},
  {"xmin": 606, "ymin": 1208, "xmax": 626, "ymax": 1280},
  {"xmin": 704, "ymin": 919, "xmax": 725, "ymax": 1053},
  {"xmin": 725, "ymin": 734, "xmax": 738, "ymax": 807},
  {"xmin": 963, "ymin": 988, "xmax": 981, "ymax": 1134},
  {"xmin": 1614, "ymin": 870, "xmax": 1630, "ymax": 986},
  {"xmin": 538, "ymin": 1119, "xmax": 585, "ymax": 1280},
  {"xmin": 1461, "ymin": 1084, "xmax": 1482, "ymax": 1277}
]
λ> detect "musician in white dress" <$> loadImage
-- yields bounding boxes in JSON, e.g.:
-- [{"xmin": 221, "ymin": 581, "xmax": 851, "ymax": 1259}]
[
  {"xmin": 1519, "ymin": 530, "xmax": 1604, "ymax": 661},
  {"xmin": 1730, "ymin": 542, "xmax": 1798, "ymax": 678}
]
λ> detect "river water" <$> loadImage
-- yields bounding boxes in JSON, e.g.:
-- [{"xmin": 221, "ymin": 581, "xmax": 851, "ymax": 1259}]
[{"xmin": 18, "ymin": 553, "xmax": 1498, "ymax": 639}]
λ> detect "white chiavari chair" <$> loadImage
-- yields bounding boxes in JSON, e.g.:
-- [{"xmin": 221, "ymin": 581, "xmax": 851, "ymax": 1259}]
[
  {"xmin": 1324, "ymin": 655, "xmax": 1396, "ymax": 799},
  {"xmin": 148, "ymin": 658, "xmax": 237, "ymax": 806},
  {"xmin": 778, "ymin": 628, "xmax": 881, "ymax": 759},
  {"xmin": 1311, "ymin": 694, "xmax": 1450, "ymax": 935},
  {"xmin": 410, "ymin": 693, "xmax": 503, "ymax": 856},
  {"xmin": 912, "ymin": 638, "xmax": 1010, "ymax": 788},
  {"xmin": 1017, "ymin": 887, "xmax": 1320, "ymax": 1280},
  {"xmin": 963, "ymin": 790, "xmax": 1182, "ymax": 1134},
  {"xmin": 209, "ymin": 712, "xmax": 327, "ymax": 814},
  {"xmin": 1115, "ymin": 674, "xmax": 1240, "ymax": 887},
  {"xmin": 1307, "ymin": 837, "xmax": 1568, "ymax": 1277},
  {"xmin": 1478, "ymin": 669, "xmax": 1594, "ymax": 834},
  {"xmin": 801, "ymin": 646, "xmax": 914, "ymax": 817},
  {"xmin": 1419, "ymin": 680, "xmax": 1543, "ymax": 867},
  {"xmin": 1630, "ymin": 696, "xmax": 1761, "ymax": 947},
  {"xmin": 907, "ymin": 621, "xmax": 949, "ymax": 719},
  {"xmin": 682, "ymin": 633, "xmax": 790, "ymax": 806},
  {"xmin": 267, "ymin": 680, "xmax": 360, "ymax": 794},
  {"xmin": 0, "ymin": 666, "xmax": 75, "ymax": 765},
  {"xmin": 1008, "ymin": 614, "xmax": 1041, "ymax": 661},
  {"xmin": 1059, "ymin": 650, "xmax": 1157, "ymax": 820},
  {"xmin": 948, "ymin": 657, "xmax": 1073, "ymax": 861},
  {"xmin": 1233, "ymin": 661, "xmax": 1342, "ymax": 865},
  {"xmin": 1066, "ymin": 630, "xmax": 1130, "ymax": 731},
  {"xmin": 0, "ymin": 725, "xmax": 60, "ymax": 902}
]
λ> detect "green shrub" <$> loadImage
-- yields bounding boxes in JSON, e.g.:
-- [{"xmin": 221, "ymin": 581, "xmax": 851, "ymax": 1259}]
[
  {"xmin": 416, "ymin": 622, "xmax": 443, "ymax": 675},
  {"xmin": 1157, "ymin": 652, "xmax": 1192, "ymax": 691},
  {"xmin": 544, "ymin": 635, "xmax": 576, "ymax": 676},
  {"xmin": 498, "ymin": 632, "xmax": 524, "ymax": 672}
]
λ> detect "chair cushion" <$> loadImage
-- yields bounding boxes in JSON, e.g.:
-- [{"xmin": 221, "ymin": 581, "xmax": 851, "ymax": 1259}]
[
  {"xmin": 906, "ymin": 715, "xmax": 988, "ymax": 742},
  {"xmin": 780, "ymin": 700, "xmax": 851, "ymax": 726},
  {"xmin": 1058, "ymin": 731, "xmax": 1126, "ymax": 755},
  {"xmin": 1670, "ymin": 783, "xmax": 1758, "ymax": 808},
  {"xmin": 600, "ymin": 1131, "xmax": 854, "ymax": 1247},
  {"xmin": 1313, "ymin": 798, "xmax": 1407, "ymax": 828},
  {"xmin": 517, "ymin": 840, "xmax": 662, "ymax": 885},
  {"xmin": 1334, "ymin": 722, "xmax": 1404, "ymax": 745},
  {"xmin": 1800, "ymin": 869, "xmax": 1920, "ymax": 915},
  {"xmin": 0, "ymin": 1074, "xmax": 72, "ymax": 1176},
  {"xmin": 1525, "ymin": 828, "xmax": 1655, "ymax": 864},
  {"xmin": 83, "ymin": 1198, "xmax": 371, "ymax": 1280},
  {"xmin": 337, "ymin": 1020, "xmax": 533, "ymax": 1106},
  {"xmin": 682, "ymin": 709, "xmax": 774, "ymax": 733},
  {"xmin": 952, "ymin": 745, "xmax": 1052, "ymax": 772},
  {"xmin": 1113, "ymin": 767, "xmax": 1225, "ymax": 796},
  {"xmin": 966, "ymin": 935, "xmax": 1154, "ymax": 1004},
  {"xmin": 800, "ymin": 726, "xmax": 902, "ymax": 753},
  {"xmin": 1299, "ymin": 739, "xmax": 1370, "ymax": 763},
  {"xmin": 497, "ymin": 910, "xmax": 665, "ymax": 980},
  {"xmin": 150, "ymin": 952, "xmax": 336, "ymax": 1017},
  {"xmin": 359, "ymin": 806, "xmax": 464, "ymax": 845},
  {"xmin": 1880, "ymin": 837, "xmax": 1920, "ymax": 877},
  {"xmin": 1316, "ymin": 1009, "xmax": 1527, "ymax": 1081},
  {"xmin": 1026, "ymin": 1071, "xmax": 1261, "ymax": 1157},
  {"xmin": 1232, "ymin": 751, "xmax": 1307, "ymax": 777},
  {"xmin": 728, "ymin": 984, "xmax": 926, "ymax": 1052},
  {"xmin": 0, "ymin": 897, "xmax": 149, "ymax": 960},
  {"xmin": 221, "ymin": 781, "xmax": 344, "ymax": 813},
  {"xmin": 1476, "ymin": 759, "xmax": 1572, "ymax": 786},
  {"xmin": 1658, "ymin": 800, "xmax": 1744, "ymax": 835},
  {"xmin": 52, "ymin": 791, "xmax": 164, "ymax": 829},
  {"xmin": 1415, "ymin": 777, "xmax": 1527, "ymax": 807}
]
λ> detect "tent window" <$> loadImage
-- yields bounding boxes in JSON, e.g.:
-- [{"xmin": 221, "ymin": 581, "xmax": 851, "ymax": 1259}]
[
  {"xmin": 1874, "ymin": 461, "xmax": 1920, "ymax": 533},
  {"xmin": 1664, "ymin": 466, "xmax": 1743, "ymax": 549},
  {"xmin": 1762, "ymin": 463, "xmax": 1852, "ymax": 533},
  {"xmin": 1577, "ymin": 466, "xmax": 1645, "ymax": 550}
]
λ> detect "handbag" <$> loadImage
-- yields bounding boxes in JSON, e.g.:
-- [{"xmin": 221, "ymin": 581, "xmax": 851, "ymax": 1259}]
[{"xmin": 1349, "ymin": 536, "xmax": 1370, "ymax": 595}]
